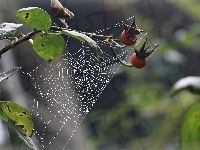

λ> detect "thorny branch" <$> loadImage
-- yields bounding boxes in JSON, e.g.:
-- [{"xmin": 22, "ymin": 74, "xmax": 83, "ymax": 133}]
[
  {"xmin": 0, "ymin": 26, "xmax": 126, "ymax": 58},
  {"xmin": 0, "ymin": 29, "xmax": 41, "ymax": 57}
]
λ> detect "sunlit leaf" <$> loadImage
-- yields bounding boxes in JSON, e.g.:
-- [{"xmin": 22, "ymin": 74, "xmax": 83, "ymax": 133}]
[
  {"xmin": 0, "ymin": 107, "xmax": 8, "ymax": 122},
  {"xmin": 33, "ymin": 34, "xmax": 65, "ymax": 61},
  {"xmin": 0, "ymin": 23, "xmax": 23, "ymax": 39},
  {"xmin": 0, "ymin": 101, "xmax": 33, "ymax": 137},
  {"xmin": 171, "ymin": 76, "xmax": 200, "ymax": 96},
  {"xmin": 60, "ymin": 30, "xmax": 104, "ymax": 61},
  {"xmin": 181, "ymin": 102, "xmax": 200, "ymax": 150},
  {"xmin": 0, "ymin": 67, "xmax": 21, "ymax": 83},
  {"xmin": 7, "ymin": 121, "xmax": 36, "ymax": 150},
  {"xmin": 15, "ymin": 7, "xmax": 52, "ymax": 31}
]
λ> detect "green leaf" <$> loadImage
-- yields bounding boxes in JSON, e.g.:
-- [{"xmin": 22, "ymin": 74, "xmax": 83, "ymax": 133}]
[
  {"xmin": 60, "ymin": 30, "xmax": 104, "ymax": 61},
  {"xmin": 181, "ymin": 102, "xmax": 200, "ymax": 150},
  {"xmin": 7, "ymin": 121, "xmax": 36, "ymax": 150},
  {"xmin": 0, "ymin": 67, "xmax": 21, "ymax": 83},
  {"xmin": 15, "ymin": 7, "xmax": 52, "ymax": 31},
  {"xmin": 0, "ymin": 101, "xmax": 33, "ymax": 137},
  {"xmin": 0, "ymin": 108, "xmax": 8, "ymax": 122},
  {"xmin": 33, "ymin": 34, "xmax": 65, "ymax": 61},
  {"xmin": 0, "ymin": 23, "xmax": 23, "ymax": 39}
]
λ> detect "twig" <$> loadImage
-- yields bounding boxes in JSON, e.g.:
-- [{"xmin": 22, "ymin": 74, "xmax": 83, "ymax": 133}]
[
  {"xmin": 0, "ymin": 26, "xmax": 125, "ymax": 58},
  {"xmin": 50, "ymin": 26, "xmax": 113, "ymax": 40},
  {"xmin": 50, "ymin": 26, "xmax": 125, "ymax": 48},
  {"xmin": 59, "ymin": 18, "xmax": 69, "ymax": 29},
  {"xmin": 105, "ymin": 37, "xmax": 126, "ymax": 49},
  {"xmin": 109, "ymin": 46, "xmax": 133, "ymax": 67},
  {"xmin": 0, "ymin": 29, "xmax": 41, "ymax": 58}
]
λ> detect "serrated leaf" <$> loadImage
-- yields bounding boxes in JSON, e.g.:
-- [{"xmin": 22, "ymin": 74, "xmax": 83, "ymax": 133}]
[
  {"xmin": 181, "ymin": 102, "xmax": 200, "ymax": 150},
  {"xmin": 0, "ymin": 23, "xmax": 23, "ymax": 39},
  {"xmin": 0, "ymin": 101, "xmax": 33, "ymax": 137},
  {"xmin": 60, "ymin": 30, "xmax": 104, "ymax": 61},
  {"xmin": 33, "ymin": 34, "xmax": 65, "ymax": 61},
  {"xmin": 171, "ymin": 76, "xmax": 200, "ymax": 96},
  {"xmin": 0, "ymin": 67, "xmax": 21, "ymax": 83},
  {"xmin": 15, "ymin": 7, "xmax": 52, "ymax": 31}
]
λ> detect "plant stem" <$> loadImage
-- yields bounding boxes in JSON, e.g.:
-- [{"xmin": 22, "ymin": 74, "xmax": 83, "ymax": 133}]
[
  {"xmin": 50, "ymin": 26, "xmax": 113, "ymax": 39},
  {"xmin": 0, "ymin": 26, "xmax": 125, "ymax": 59},
  {"xmin": 0, "ymin": 29, "xmax": 41, "ymax": 58},
  {"xmin": 50, "ymin": 26, "xmax": 126, "ymax": 48},
  {"xmin": 109, "ymin": 46, "xmax": 133, "ymax": 67}
]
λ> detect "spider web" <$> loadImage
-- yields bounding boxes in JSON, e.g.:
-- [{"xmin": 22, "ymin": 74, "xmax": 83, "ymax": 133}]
[{"xmin": 20, "ymin": 16, "xmax": 157, "ymax": 150}]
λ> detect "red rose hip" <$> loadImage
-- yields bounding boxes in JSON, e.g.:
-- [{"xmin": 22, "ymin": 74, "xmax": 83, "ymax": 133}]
[
  {"xmin": 120, "ymin": 16, "xmax": 144, "ymax": 46},
  {"xmin": 131, "ymin": 38, "xmax": 159, "ymax": 69},
  {"xmin": 131, "ymin": 53, "xmax": 146, "ymax": 69},
  {"xmin": 120, "ymin": 30, "xmax": 137, "ymax": 46}
]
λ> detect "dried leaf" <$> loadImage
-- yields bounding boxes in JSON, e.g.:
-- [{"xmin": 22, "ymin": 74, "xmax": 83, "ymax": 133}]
[{"xmin": 51, "ymin": 0, "xmax": 74, "ymax": 18}]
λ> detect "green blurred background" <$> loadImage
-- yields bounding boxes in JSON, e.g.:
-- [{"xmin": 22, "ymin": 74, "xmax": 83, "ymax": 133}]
[{"xmin": 84, "ymin": 0, "xmax": 200, "ymax": 149}]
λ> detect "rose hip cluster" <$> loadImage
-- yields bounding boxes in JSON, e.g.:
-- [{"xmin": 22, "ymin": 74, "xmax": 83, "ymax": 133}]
[{"xmin": 120, "ymin": 17, "xmax": 159, "ymax": 69}]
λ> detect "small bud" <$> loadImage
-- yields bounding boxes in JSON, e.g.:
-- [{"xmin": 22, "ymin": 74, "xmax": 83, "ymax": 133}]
[
  {"xmin": 48, "ymin": 59, "xmax": 52, "ymax": 63},
  {"xmin": 105, "ymin": 38, "xmax": 113, "ymax": 45},
  {"xmin": 28, "ymin": 39, "xmax": 33, "ymax": 46}
]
